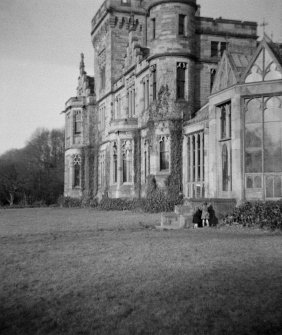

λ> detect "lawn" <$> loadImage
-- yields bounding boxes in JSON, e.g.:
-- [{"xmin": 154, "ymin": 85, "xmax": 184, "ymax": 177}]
[{"xmin": 0, "ymin": 208, "xmax": 282, "ymax": 335}]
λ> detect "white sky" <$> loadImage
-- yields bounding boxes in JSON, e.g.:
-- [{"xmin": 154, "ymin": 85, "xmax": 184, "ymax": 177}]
[{"xmin": 0, "ymin": 0, "xmax": 281, "ymax": 155}]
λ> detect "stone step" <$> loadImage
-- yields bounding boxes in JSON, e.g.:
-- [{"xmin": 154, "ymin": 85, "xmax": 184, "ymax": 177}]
[
  {"xmin": 156, "ymin": 212, "xmax": 193, "ymax": 230},
  {"xmin": 174, "ymin": 205, "xmax": 194, "ymax": 215},
  {"xmin": 179, "ymin": 214, "xmax": 193, "ymax": 228},
  {"xmin": 160, "ymin": 212, "xmax": 178, "ymax": 227}
]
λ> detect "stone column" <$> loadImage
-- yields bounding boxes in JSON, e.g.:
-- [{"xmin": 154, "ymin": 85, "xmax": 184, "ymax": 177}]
[
  {"xmin": 195, "ymin": 134, "xmax": 199, "ymax": 182},
  {"xmin": 190, "ymin": 135, "xmax": 193, "ymax": 197},
  {"xmin": 182, "ymin": 135, "xmax": 188, "ymax": 197},
  {"xmin": 128, "ymin": 91, "xmax": 131, "ymax": 118},
  {"xmin": 226, "ymin": 104, "xmax": 231, "ymax": 138},
  {"xmin": 117, "ymin": 138, "xmax": 122, "ymax": 188},
  {"xmin": 132, "ymin": 88, "xmax": 135, "ymax": 116}
]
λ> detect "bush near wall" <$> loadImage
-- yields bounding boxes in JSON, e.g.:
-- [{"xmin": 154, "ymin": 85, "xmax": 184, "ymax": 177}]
[
  {"xmin": 98, "ymin": 197, "xmax": 146, "ymax": 211},
  {"xmin": 58, "ymin": 173, "xmax": 183, "ymax": 212},
  {"xmin": 58, "ymin": 196, "xmax": 82, "ymax": 208},
  {"xmin": 227, "ymin": 200, "xmax": 282, "ymax": 230},
  {"xmin": 143, "ymin": 175, "xmax": 183, "ymax": 213}
]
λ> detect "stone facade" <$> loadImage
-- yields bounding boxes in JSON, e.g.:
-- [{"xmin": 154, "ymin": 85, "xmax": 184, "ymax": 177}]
[{"xmin": 63, "ymin": 0, "xmax": 282, "ymax": 203}]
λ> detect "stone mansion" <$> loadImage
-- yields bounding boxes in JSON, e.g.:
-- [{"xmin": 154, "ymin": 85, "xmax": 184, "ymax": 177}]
[{"xmin": 63, "ymin": 0, "xmax": 282, "ymax": 203}]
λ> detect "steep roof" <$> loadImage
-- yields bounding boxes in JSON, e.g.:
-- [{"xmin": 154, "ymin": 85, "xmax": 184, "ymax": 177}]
[
  {"xmin": 211, "ymin": 51, "xmax": 239, "ymax": 94},
  {"xmin": 229, "ymin": 52, "xmax": 252, "ymax": 77},
  {"xmin": 242, "ymin": 35, "xmax": 282, "ymax": 83},
  {"xmin": 187, "ymin": 103, "xmax": 209, "ymax": 125}
]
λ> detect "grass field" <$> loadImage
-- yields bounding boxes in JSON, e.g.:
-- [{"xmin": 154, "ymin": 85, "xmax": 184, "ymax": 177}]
[{"xmin": 0, "ymin": 208, "xmax": 282, "ymax": 335}]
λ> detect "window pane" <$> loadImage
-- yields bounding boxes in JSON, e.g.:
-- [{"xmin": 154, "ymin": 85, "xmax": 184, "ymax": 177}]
[
  {"xmin": 211, "ymin": 41, "xmax": 218, "ymax": 57},
  {"xmin": 152, "ymin": 18, "xmax": 156, "ymax": 39},
  {"xmin": 246, "ymin": 176, "xmax": 253, "ymax": 188},
  {"xmin": 274, "ymin": 176, "xmax": 282, "ymax": 197},
  {"xmin": 254, "ymin": 175, "xmax": 262, "ymax": 188},
  {"xmin": 264, "ymin": 123, "xmax": 282, "ymax": 172},
  {"xmin": 265, "ymin": 97, "xmax": 282, "ymax": 122},
  {"xmin": 220, "ymin": 42, "xmax": 227, "ymax": 56},
  {"xmin": 266, "ymin": 176, "xmax": 274, "ymax": 198},
  {"xmin": 74, "ymin": 165, "xmax": 80, "ymax": 187},
  {"xmin": 177, "ymin": 67, "xmax": 185, "ymax": 99},
  {"xmin": 245, "ymin": 98, "xmax": 262, "ymax": 124},
  {"xmin": 160, "ymin": 139, "xmax": 169, "ymax": 171},
  {"xmin": 123, "ymin": 155, "xmax": 127, "ymax": 182},
  {"xmin": 222, "ymin": 145, "xmax": 228, "ymax": 191},
  {"xmin": 153, "ymin": 71, "xmax": 157, "ymax": 100},
  {"xmin": 221, "ymin": 108, "xmax": 226, "ymax": 139},
  {"xmin": 245, "ymin": 124, "xmax": 262, "ymax": 148},
  {"xmin": 245, "ymin": 150, "xmax": 262, "ymax": 173},
  {"xmin": 179, "ymin": 15, "xmax": 185, "ymax": 35}
]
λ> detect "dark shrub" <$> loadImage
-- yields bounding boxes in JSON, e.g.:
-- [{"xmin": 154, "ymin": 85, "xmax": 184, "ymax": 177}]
[
  {"xmin": 98, "ymin": 197, "xmax": 145, "ymax": 211},
  {"xmin": 143, "ymin": 175, "xmax": 183, "ymax": 213},
  {"xmin": 58, "ymin": 196, "xmax": 82, "ymax": 208},
  {"xmin": 229, "ymin": 200, "xmax": 282, "ymax": 230}
]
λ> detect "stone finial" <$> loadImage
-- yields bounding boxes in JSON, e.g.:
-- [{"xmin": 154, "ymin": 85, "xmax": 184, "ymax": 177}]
[{"xmin": 80, "ymin": 52, "xmax": 85, "ymax": 75}]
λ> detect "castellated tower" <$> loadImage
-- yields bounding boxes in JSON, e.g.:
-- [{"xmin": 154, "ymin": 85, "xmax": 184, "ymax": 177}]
[
  {"xmin": 146, "ymin": 0, "xmax": 197, "ymax": 120},
  {"xmin": 64, "ymin": 0, "xmax": 259, "ymax": 202}
]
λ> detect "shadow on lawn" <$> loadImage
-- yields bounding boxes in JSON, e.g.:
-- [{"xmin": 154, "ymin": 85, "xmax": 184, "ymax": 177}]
[{"xmin": 1, "ymin": 263, "xmax": 282, "ymax": 335}]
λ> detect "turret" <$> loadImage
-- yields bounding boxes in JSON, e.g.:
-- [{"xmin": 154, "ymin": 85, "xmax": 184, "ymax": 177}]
[
  {"xmin": 146, "ymin": 0, "xmax": 197, "ymax": 56},
  {"xmin": 145, "ymin": 0, "xmax": 198, "ymax": 120}
]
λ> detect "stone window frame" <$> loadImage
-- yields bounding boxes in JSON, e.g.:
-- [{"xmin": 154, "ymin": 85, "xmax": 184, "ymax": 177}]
[
  {"xmin": 178, "ymin": 14, "xmax": 187, "ymax": 36},
  {"xmin": 114, "ymin": 94, "xmax": 122, "ymax": 120},
  {"xmin": 150, "ymin": 64, "xmax": 157, "ymax": 101},
  {"xmin": 176, "ymin": 62, "xmax": 187, "ymax": 100},
  {"xmin": 141, "ymin": 75, "xmax": 150, "ymax": 111},
  {"xmin": 222, "ymin": 144, "xmax": 229, "ymax": 191},
  {"xmin": 112, "ymin": 142, "xmax": 118, "ymax": 184},
  {"xmin": 98, "ymin": 150, "xmax": 106, "ymax": 189},
  {"xmin": 65, "ymin": 112, "xmax": 71, "ymax": 148},
  {"xmin": 216, "ymin": 101, "xmax": 232, "ymax": 192},
  {"xmin": 217, "ymin": 101, "xmax": 231, "ymax": 140},
  {"xmin": 186, "ymin": 131, "xmax": 205, "ymax": 198},
  {"xmin": 72, "ymin": 154, "xmax": 82, "ymax": 189},
  {"xmin": 99, "ymin": 104, "xmax": 106, "ymax": 131},
  {"xmin": 74, "ymin": 110, "xmax": 82, "ymax": 135},
  {"xmin": 121, "ymin": 140, "xmax": 133, "ymax": 184},
  {"xmin": 98, "ymin": 49, "xmax": 106, "ymax": 91},
  {"xmin": 126, "ymin": 76, "xmax": 136, "ymax": 118},
  {"xmin": 159, "ymin": 135, "xmax": 170, "ymax": 172},
  {"xmin": 211, "ymin": 41, "xmax": 227, "ymax": 58},
  {"xmin": 151, "ymin": 17, "xmax": 156, "ymax": 40},
  {"xmin": 142, "ymin": 139, "xmax": 151, "ymax": 183},
  {"xmin": 210, "ymin": 68, "xmax": 217, "ymax": 92}
]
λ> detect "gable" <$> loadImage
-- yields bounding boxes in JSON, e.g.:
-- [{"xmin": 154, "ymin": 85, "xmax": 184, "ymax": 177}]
[
  {"xmin": 212, "ymin": 53, "xmax": 238, "ymax": 94},
  {"xmin": 245, "ymin": 43, "xmax": 282, "ymax": 83}
]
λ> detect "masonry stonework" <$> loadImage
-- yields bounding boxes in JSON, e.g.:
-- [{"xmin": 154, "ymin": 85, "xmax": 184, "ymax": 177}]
[{"xmin": 63, "ymin": 0, "xmax": 282, "ymax": 203}]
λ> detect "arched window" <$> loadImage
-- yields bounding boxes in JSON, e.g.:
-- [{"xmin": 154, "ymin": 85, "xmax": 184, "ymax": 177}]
[
  {"xmin": 160, "ymin": 137, "xmax": 169, "ymax": 171},
  {"xmin": 222, "ymin": 144, "xmax": 228, "ymax": 191},
  {"xmin": 122, "ymin": 141, "xmax": 133, "ymax": 183},
  {"xmin": 113, "ymin": 142, "xmax": 118, "ymax": 184},
  {"xmin": 221, "ymin": 106, "xmax": 226, "ymax": 139},
  {"xmin": 73, "ymin": 154, "xmax": 81, "ymax": 188},
  {"xmin": 144, "ymin": 140, "xmax": 150, "ymax": 181},
  {"xmin": 74, "ymin": 111, "xmax": 82, "ymax": 135}
]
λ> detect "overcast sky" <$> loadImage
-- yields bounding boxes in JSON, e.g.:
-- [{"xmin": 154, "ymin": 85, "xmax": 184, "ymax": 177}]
[{"xmin": 0, "ymin": 0, "xmax": 281, "ymax": 155}]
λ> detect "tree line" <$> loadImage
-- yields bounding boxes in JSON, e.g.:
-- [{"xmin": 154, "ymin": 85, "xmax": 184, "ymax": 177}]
[{"xmin": 0, "ymin": 128, "xmax": 65, "ymax": 206}]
